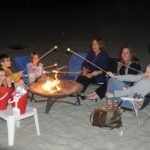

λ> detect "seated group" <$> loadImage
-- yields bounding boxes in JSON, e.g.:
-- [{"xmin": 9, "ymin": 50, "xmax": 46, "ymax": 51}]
[{"xmin": 0, "ymin": 37, "xmax": 150, "ymax": 110}]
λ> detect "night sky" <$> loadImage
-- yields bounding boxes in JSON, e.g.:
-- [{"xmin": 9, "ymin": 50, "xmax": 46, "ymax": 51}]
[
  {"xmin": 0, "ymin": 0, "xmax": 150, "ymax": 68},
  {"xmin": 1, "ymin": 0, "xmax": 150, "ymax": 8}
]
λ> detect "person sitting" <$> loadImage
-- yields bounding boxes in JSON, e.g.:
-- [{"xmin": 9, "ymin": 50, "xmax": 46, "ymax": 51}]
[
  {"xmin": 0, "ymin": 68, "xmax": 8, "ymax": 87},
  {"xmin": 76, "ymin": 37, "xmax": 109, "ymax": 92},
  {"xmin": 0, "ymin": 53, "xmax": 25, "ymax": 104},
  {"xmin": 84, "ymin": 45, "xmax": 141, "ymax": 100},
  {"xmin": 27, "ymin": 52, "xmax": 44, "ymax": 83},
  {"xmin": 0, "ymin": 53, "xmax": 23, "ymax": 85},
  {"xmin": 105, "ymin": 64, "xmax": 150, "ymax": 109}
]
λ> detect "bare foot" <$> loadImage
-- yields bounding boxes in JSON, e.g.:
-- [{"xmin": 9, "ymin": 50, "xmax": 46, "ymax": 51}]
[
  {"xmin": 86, "ymin": 93, "xmax": 99, "ymax": 100},
  {"xmin": 86, "ymin": 92, "xmax": 97, "ymax": 97}
]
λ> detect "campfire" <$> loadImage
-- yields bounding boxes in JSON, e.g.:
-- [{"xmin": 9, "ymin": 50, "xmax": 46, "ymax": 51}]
[
  {"xmin": 29, "ymin": 75, "xmax": 83, "ymax": 97},
  {"xmin": 41, "ymin": 74, "xmax": 61, "ymax": 94}
]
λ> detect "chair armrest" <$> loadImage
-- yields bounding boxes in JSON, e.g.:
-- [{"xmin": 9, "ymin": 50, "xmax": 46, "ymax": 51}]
[{"xmin": 121, "ymin": 97, "xmax": 134, "ymax": 101}]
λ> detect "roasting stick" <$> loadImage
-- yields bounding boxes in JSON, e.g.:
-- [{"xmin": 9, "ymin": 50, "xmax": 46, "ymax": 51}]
[
  {"xmin": 117, "ymin": 62, "xmax": 142, "ymax": 73},
  {"xmin": 44, "ymin": 63, "xmax": 57, "ymax": 69},
  {"xmin": 22, "ymin": 46, "xmax": 58, "ymax": 73},
  {"xmin": 39, "ymin": 46, "xmax": 58, "ymax": 61},
  {"xmin": 67, "ymin": 48, "xmax": 107, "ymax": 74},
  {"xmin": 52, "ymin": 70, "xmax": 81, "ymax": 75}
]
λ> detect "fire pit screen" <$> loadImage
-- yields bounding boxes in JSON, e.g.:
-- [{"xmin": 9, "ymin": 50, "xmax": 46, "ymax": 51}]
[{"xmin": 29, "ymin": 78, "xmax": 83, "ymax": 113}]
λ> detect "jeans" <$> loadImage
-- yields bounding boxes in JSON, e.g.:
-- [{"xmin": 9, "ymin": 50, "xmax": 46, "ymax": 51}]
[
  {"xmin": 107, "ymin": 78, "xmax": 133, "ymax": 109},
  {"xmin": 107, "ymin": 78, "xmax": 125, "ymax": 93}
]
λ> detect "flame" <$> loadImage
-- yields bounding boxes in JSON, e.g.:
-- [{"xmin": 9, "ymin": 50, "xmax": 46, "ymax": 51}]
[{"xmin": 42, "ymin": 74, "xmax": 61, "ymax": 93}]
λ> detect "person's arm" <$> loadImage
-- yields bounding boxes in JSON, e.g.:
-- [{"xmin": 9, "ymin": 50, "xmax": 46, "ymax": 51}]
[
  {"xmin": 12, "ymin": 72, "xmax": 23, "ymax": 82},
  {"xmin": 82, "ymin": 67, "xmax": 90, "ymax": 76}
]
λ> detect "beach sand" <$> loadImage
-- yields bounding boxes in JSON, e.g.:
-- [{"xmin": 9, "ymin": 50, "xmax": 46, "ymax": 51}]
[{"xmin": 0, "ymin": 84, "xmax": 150, "ymax": 150}]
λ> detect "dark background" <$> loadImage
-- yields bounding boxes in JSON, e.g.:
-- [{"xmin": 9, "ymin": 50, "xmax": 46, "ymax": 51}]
[
  {"xmin": 1, "ymin": 0, "xmax": 150, "ymax": 7},
  {"xmin": 0, "ymin": 0, "xmax": 150, "ymax": 69}
]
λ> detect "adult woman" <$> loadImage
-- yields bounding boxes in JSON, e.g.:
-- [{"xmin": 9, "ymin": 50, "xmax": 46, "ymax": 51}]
[
  {"xmin": 85, "ymin": 45, "xmax": 141, "ymax": 100},
  {"xmin": 76, "ymin": 37, "xmax": 109, "ymax": 92},
  {"xmin": 27, "ymin": 52, "xmax": 44, "ymax": 83},
  {"xmin": 105, "ymin": 64, "xmax": 150, "ymax": 109}
]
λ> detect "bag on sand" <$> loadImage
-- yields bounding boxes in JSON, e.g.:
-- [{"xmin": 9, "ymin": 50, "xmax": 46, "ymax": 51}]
[{"xmin": 90, "ymin": 102, "xmax": 122, "ymax": 129}]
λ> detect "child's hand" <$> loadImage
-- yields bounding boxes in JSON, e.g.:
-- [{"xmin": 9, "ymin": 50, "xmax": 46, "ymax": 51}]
[
  {"xmin": 16, "ymin": 79, "xmax": 24, "ymax": 86},
  {"xmin": 18, "ymin": 71, "xmax": 23, "ymax": 77}
]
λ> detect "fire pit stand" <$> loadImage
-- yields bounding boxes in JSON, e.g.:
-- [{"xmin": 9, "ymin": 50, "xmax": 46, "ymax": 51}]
[
  {"xmin": 29, "ymin": 80, "xmax": 83, "ymax": 113},
  {"xmin": 44, "ymin": 94, "xmax": 81, "ymax": 113}
]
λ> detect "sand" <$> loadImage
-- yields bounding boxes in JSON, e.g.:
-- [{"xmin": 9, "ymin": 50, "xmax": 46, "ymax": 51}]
[{"xmin": 0, "ymin": 84, "xmax": 150, "ymax": 150}]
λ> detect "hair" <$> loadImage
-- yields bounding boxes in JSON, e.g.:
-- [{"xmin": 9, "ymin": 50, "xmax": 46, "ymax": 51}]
[
  {"xmin": 0, "ymin": 54, "xmax": 9, "ymax": 62},
  {"xmin": 119, "ymin": 45, "xmax": 139, "ymax": 63},
  {"xmin": 89, "ymin": 37, "xmax": 105, "ymax": 50},
  {"xmin": 30, "ymin": 52, "xmax": 40, "ymax": 66},
  {"xmin": 0, "ymin": 67, "xmax": 4, "ymax": 71},
  {"xmin": 0, "ymin": 54, "xmax": 10, "ymax": 68},
  {"xmin": 30, "ymin": 52, "xmax": 39, "ymax": 58}
]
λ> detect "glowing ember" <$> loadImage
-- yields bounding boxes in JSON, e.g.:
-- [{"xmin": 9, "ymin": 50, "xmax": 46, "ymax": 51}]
[{"xmin": 42, "ymin": 74, "xmax": 61, "ymax": 93}]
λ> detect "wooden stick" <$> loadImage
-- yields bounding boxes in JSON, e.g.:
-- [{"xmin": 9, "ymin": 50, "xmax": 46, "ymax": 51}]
[
  {"xmin": 44, "ymin": 63, "xmax": 57, "ymax": 69},
  {"xmin": 67, "ymin": 48, "xmax": 107, "ymax": 74},
  {"xmin": 117, "ymin": 62, "xmax": 142, "ymax": 73},
  {"xmin": 39, "ymin": 46, "xmax": 58, "ymax": 61},
  {"xmin": 22, "ymin": 46, "xmax": 58, "ymax": 73},
  {"xmin": 52, "ymin": 70, "xmax": 81, "ymax": 75}
]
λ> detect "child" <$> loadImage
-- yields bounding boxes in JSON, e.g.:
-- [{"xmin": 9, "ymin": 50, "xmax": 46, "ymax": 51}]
[
  {"xmin": 0, "ymin": 54, "xmax": 26, "ymax": 111},
  {"xmin": 0, "ymin": 67, "xmax": 12, "ymax": 87},
  {"xmin": 27, "ymin": 52, "xmax": 44, "ymax": 83},
  {"xmin": 0, "ymin": 54, "xmax": 23, "ymax": 85}
]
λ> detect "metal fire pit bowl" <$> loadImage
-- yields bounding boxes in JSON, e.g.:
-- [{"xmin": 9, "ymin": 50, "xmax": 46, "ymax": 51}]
[{"xmin": 29, "ymin": 80, "xmax": 83, "ymax": 113}]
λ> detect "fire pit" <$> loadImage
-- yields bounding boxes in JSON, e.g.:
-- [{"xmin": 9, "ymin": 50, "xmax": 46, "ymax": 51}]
[{"xmin": 29, "ymin": 79, "xmax": 83, "ymax": 113}]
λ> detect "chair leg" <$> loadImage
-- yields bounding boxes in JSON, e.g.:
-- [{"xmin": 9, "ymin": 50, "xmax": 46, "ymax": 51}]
[
  {"xmin": 120, "ymin": 126, "xmax": 125, "ymax": 136},
  {"xmin": 146, "ymin": 104, "xmax": 150, "ymax": 116},
  {"xmin": 33, "ymin": 108, "xmax": 40, "ymax": 136},
  {"xmin": 16, "ymin": 121, "xmax": 20, "ymax": 128},
  {"xmin": 132, "ymin": 102, "xmax": 140, "ymax": 126},
  {"xmin": 30, "ymin": 93, "xmax": 34, "ymax": 102},
  {"xmin": 7, "ymin": 116, "xmax": 15, "ymax": 146},
  {"xmin": 45, "ymin": 98, "xmax": 55, "ymax": 113},
  {"xmin": 76, "ymin": 94, "xmax": 81, "ymax": 105},
  {"xmin": 30, "ymin": 93, "xmax": 37, "ymax": 102}
]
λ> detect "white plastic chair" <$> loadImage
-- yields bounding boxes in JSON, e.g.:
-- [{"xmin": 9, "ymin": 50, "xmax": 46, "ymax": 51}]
[{"xmin": 0, "ymin": 105, "xmax": 40, "ymax": 146}]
